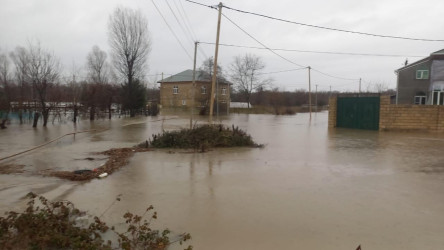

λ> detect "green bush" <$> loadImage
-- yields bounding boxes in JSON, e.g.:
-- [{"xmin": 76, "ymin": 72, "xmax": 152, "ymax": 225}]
[
  {"xmin": 0, "ymin": 193, "xmax": 191, "ymax": 250},
  {"xmin": 145, "ymin": 124, "xmax": 262, "ymax": 151}
]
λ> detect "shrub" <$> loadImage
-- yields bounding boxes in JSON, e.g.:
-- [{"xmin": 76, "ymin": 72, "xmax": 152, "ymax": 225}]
[
  {"xmin": 0, "ymin": 193, "xmax": 191, "ymax": 250},
  {"xmin": 145, "ymin": 124, "xmax": 262, "ymax": 151}
]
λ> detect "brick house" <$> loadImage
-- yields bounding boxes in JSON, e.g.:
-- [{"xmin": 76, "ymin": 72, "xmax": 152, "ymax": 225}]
[
  {"xmin": 395, "ymin": 49, "xmax": 444, "ymax": 105},
  {"xmin": 158, "ymin": 69, "xmax": 231, "ymax": 114}
]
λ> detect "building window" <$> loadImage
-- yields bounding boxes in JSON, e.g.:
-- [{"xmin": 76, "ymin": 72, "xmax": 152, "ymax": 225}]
[
  {"xmin": 182, "ymin": 100, "xmax": 186, "ymax": 106},
  {"xmin": 173, "ymin": 86, "xmax": 179, "ymax": 94},
  {"xmin": 432, "ymin": 91, "xmax": 444, "ymax": 105},
  {"xmin": 201, "ymin": 86, "xmax": 206, "ymax": 94},
  {"xmin": 221, "ymin": 87, "xmax": 227, "ymax": 95},
  {"xmin": 416, "ymin": 70, "xmax": 429, "ymax": 79},
  {"xmin": 414, "ymin": 96, "xmax": 426, "ymax": 105}
]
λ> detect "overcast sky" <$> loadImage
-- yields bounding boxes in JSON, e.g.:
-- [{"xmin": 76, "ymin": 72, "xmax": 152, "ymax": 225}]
[{"xmin": 1, "ymin": 0, "xmax": 444, "ymax": 92}]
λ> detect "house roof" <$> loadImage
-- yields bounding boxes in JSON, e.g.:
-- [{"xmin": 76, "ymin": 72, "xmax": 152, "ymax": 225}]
[
  {"xmin": 158, "ymin": 69, "xmax": 230, "ymax": 84},
  {"xmin": 396, "ymin": 48, "xmax": 444, "ymax": 73}
]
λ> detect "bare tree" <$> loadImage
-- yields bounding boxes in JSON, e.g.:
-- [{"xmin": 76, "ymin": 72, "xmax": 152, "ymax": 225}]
[
  {"xmin": 230, "ymin": 53, "xmax": 271, "ymax": 108},
  {"xmin": 108, "ymin": 7, "xmax": 150, "ymax": 117},
  {"xmin": 85, "ymin": 45, "xmax": 110, "ymax": 120},
  {"xmin": 87, "ymin": 45, "xmax": 109, "ymax": 84},
  {"xmin": 199, "ymin": 57, "xmax": 224, "ymax": 80},
  {"xmin": 10, "ymin": 46, "xmax": 30, "ymax": 123},
  {"xmin": 26, "ymin": 42, "xmax": 61, "ymax": 127},
  {"xmin": 0, "ymin": 51, "xmax": 12, "ymax": 128},
  {"xmin": 65, "ymin": 62, "xmax": 83, "ymax": 123}
]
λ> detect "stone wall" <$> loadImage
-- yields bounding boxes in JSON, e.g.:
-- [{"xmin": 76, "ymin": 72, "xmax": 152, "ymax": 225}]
[
  {"xmin": 328, "ymin": 97, "xmax": 337, "ymax": 128},
  {"xmin": 379, "ymin": 95, "xmax": 444, "ymax": 132}
]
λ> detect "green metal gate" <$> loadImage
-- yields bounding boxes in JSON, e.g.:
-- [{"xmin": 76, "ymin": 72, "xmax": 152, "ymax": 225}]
[{"xmin": 336, "ymin": 97, "xmax": 380, "ymax": 130}]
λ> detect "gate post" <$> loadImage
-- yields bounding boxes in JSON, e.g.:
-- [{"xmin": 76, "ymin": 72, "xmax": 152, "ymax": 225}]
[{"xmin": 328, "ymin": 96, "xmax": 337, "ymax": 128}]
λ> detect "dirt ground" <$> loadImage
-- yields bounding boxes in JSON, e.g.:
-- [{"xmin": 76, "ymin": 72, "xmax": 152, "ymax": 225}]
[{"xmin": 49, "ymin": 147, "xmax": 152, "ymax": 181}]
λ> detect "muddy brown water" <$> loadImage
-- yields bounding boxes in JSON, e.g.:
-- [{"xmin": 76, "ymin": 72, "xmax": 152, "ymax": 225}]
[{"xmin": 1, "ymin": 112, "xmax": 444, "ymax": 249}]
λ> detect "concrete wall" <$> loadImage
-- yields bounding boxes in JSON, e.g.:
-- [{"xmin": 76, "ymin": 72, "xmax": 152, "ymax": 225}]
[{"xmin": 379, "ymin": 95, "xmax": 444, "ymax": 132}]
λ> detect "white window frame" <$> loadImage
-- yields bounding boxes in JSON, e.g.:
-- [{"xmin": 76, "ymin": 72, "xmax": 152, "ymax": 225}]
[
  {"xmin": 182, "ymin": 100, "xmax": 186, "ymax": 106},
  {"xmin": 201, "ymin": 86, "xmax": 206, "ymax": 94},
  {"xmin": 416, "ymin": 70, "xmax": 429, "ymax": 79},
  {"xmin": 414, "ymin": 96, "xmax": 426, "ymax": 105},
  {"xmin": 221, "ymin": 87, "xmax": 227, "ymax": 95},
  {"xmin": 173, "ymin": 86, "xmax": 179, "ymax": 94}
]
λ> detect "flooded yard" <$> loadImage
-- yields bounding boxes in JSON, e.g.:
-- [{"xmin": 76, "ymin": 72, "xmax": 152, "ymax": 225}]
[{"xmin": 1, "ymin": 112, "xmax": 444, "ymax": 249}]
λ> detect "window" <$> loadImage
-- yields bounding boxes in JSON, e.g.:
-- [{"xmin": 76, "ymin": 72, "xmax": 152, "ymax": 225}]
[
  {"xmin": 414, "ymin": 96, "xmax": 426, "ymax": 105},
  {"xmin": 221, "ymin": 87, "xmax": 227, "ymax": 95},
  {"xmin": 432, "ymin": 91, "xmax": 444, "ymax": 105},
  {"xmin": 201, "ymin": 86, "xmax": 206, "ymax": 94},
  {"xmin": 182, "ymin": 100, "xmax": 186, "ymax": 106},
  {"xmin": 416, "ymin": 70, "xmax": 429, "ymax": 79},
  {"xmin": 173, "ymin": 86, "xmax": 179, "ymax": 94}
]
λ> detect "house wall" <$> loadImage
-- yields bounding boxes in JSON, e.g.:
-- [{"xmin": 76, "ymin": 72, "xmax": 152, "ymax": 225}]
[
  {"xmin": 397, "ymin": 60, "xmax": 431, "ymax": 104},
  {"xmin": 379, "ymin": 95, "xmax": 444, "ymax": 132},
  {"xmin": 159, "ymin": 81, "xmax": 230, "ymax": 113}
]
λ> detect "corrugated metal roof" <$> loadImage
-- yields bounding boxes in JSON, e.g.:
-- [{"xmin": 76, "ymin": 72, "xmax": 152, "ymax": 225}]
[{"xmin": 158, "ymin": 69, "xmax": 230, "ymax": 84}]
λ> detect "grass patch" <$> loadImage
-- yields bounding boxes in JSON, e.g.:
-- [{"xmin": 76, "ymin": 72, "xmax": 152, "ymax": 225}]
[{"xmin": 142, "ymin": 124, "xmax": 262, "ymax": 151}]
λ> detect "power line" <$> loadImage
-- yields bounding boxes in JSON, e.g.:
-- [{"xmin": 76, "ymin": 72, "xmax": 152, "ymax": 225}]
[
  {"xmin": 222, "ymin": 13, "xmax": 306, "ymax": 68},
  {"xmin": 165, "ymin": 0, "xmax": 195, "ymax": 46},
  {"xmin": 256, "ymin": 67, "xmax": 307, "ymax": 75},
  {"xmin": 222, "ymin": 5, "xmax": 444, "ymax": 42},
  {"xmin": 311, "ymin": 68, "xmax": 359, "ymax": 81},
  {"xmin": 199, "ymin": 42, "xmax": 425, "ymax": 58},
  {"xmin": 184, "ymin": 0, "xmax": 444, "ymax": 42},
  {"xmin": 222, "ymin": 13, "xmax": 360, "ymax": 81},
  {"xmin": 151, "ymin": 0, "xmax": 193, "ymax": 61}
]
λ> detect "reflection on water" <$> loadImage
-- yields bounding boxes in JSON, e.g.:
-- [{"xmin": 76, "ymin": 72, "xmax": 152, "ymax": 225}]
[{"xmin": 1, "ymin": 112, "xmax": 444, "ymax": 249}]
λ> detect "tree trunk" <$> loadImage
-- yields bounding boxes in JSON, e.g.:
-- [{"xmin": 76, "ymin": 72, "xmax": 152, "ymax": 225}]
[
  {"xmin": 73, "ymin": 105, "xmax": 78, "ymax": 123},
  {"xmin": 89, "ymin": 105, "xmax": 95, "ymax": 121},
  {"xmin": 0, "ymin": 119, "xmax": 7, "ymax": 129},
  {"xmin": 32, "ymin": 112, "xmax": 40, "ymax": 128},
  {"xmin": 108, "ymin": 105, "xmax": 112, "ymax": 119},
  {"xmin": 42, "ymin": 109, "xmax": 49, "ymax": 127}
]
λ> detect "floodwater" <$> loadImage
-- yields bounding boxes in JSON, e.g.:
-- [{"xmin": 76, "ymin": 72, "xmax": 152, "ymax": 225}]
[{"xmin": 1, "ymin": 112, "xmax": 444, "ymax": 249}]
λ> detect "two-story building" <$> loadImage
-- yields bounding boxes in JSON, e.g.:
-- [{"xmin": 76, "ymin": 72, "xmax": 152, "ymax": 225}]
[
  {"xmin": 396, "ymin": 49, "xmax": 444, "ymax": 105},
  {"xmin": 158, "ymin": 69, "xmax": 231, "ymax": 114}
]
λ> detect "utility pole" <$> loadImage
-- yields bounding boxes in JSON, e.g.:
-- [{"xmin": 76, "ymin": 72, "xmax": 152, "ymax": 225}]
[
  {"xmin": 308, "ymin": 66, "xmax": 312, "ymax": 119},
  {"xmin": 359, "ymin": 78, "xmax": 362, "ymax": 94},
  {"xmin": 315, "ymin": 84, "xmax": 318, "ymax": 113},
  {"xmin": 190, "ymin": 41, "xmax": 198, "ymax": 129},
  {"xmin": 209, "ymin": 2, "xmax": 223, "ymax": 124}
]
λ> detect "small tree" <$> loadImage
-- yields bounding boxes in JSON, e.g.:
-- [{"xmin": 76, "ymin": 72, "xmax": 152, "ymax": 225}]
[
  {"xmin": 0, "ymin": 52, "xmax": 12, "ymax": 128},
  {"xmin": 10, "ymin": 46, "xmax": 31, "ymax": 124},
  {"xmin": 85, "ymin": 45, "xmax": 110, "ymax": 120},
  {"xmin": 108, "ymin": 7, "xmax": 151, "ymax": 117},
  {"xmin": 230, "ymin": 53, "xmax": 271, "ymax": 108},
  {"xmin": 26, "ymin": 42, "xmax": 61, "ymax": 127}
]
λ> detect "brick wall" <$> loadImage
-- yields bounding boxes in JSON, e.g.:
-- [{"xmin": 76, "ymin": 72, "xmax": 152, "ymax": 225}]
[
  {"xmin": 380, "ymin": 95, "xmax": 444, "ymax": 132},
  {"xmin": 328, "ymin": 97, "xmax": 337, "ymax": 128}
]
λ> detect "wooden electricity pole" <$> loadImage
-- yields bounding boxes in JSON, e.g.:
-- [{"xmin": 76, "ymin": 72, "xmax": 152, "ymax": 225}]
[
  {"xmin": 190, "ymin": 41, "xmax": 198, "ymax": 129},
  {"xmin": 308, "ymin": 66, "xmax": 312, "ymax": 119},
  {"xmin": 209, "ymin": 2, "xmax": 223, "ymax": 124}
]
